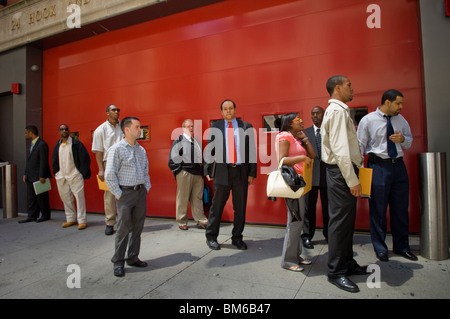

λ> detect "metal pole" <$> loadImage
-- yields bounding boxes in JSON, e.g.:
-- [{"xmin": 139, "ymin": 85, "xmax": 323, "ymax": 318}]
[
  {"xmin": 1, "ymin": 162, "xmax": 6, "ymax": 218},
  {"xmin": 418, "ymin": 152, "xmax": 448, "ymax": 260},
  {"xmin": 5, "ymin": 164, "xmax": 18, "ymax": 218}
]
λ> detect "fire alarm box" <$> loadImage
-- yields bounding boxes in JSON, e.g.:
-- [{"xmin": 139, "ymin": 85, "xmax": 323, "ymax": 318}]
[{"xmin": 11, "ymin": 83, "xmax": 21, "ymax": 94}]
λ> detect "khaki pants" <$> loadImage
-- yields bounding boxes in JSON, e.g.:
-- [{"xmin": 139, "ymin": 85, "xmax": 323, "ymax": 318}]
[
  {"xmin": 104, "ymin": 190, "xmax": 116, "ymax": 226},
  {"xmin": 56, "ymin": 173, "xmax": 86, "ymax": 224},
  {"xmin": 103, "ymin": 160, "xmax": 117, "ymax": 226},
  {"xmin": 176, "ymin": 170, "xmax": 207, "ymax": 226}
]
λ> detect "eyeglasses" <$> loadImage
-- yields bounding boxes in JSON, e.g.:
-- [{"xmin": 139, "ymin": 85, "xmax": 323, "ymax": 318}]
[
  {"xmin": 59, "ymin": 127, "xmax": 69, "ymax": 131},
  {"xmin": 110, "ymin": 108, "xmax": 120, "ymax": 112}
]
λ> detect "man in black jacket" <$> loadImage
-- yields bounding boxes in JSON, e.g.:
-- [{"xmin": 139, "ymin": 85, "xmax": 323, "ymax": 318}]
[
  {"xmin": 19, "ymin": 125, "xmax": 52, "ymax": 223},
  {"xmin": 168, "ymin": 119, "xmax": 208, "ymax": 230},
  {"xmin": 301, "ymin": 106, "xmax": 329, "ymax": 248},
  {"xmin": 52, "ymin": 124, "xmax": 91, "ymax": 229},
  {"xmin": 204, "ymin": 99, "xmax": 257, "ymax": 250}
]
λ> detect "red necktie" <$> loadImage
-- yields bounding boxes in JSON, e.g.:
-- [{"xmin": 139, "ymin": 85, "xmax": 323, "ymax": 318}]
[{"xmin": 227, "ymin": 121, "xmax": 236, "ymax": 164}]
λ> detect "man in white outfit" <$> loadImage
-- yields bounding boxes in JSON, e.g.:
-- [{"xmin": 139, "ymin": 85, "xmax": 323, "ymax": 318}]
[{"xmin": 52, "ymin": 124, "xmax": 91, "ymax": 230}]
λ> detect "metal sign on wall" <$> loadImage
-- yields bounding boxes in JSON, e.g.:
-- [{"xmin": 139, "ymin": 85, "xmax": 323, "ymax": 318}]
[{"xmin": 0, "ymin": 0, "xmax": 163, "ymax": 53}]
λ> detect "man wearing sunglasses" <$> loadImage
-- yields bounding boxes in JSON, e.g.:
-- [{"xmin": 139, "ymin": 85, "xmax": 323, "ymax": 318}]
[
  {"xmin": 92, "ymin": 104, "xmax": 124, "ymax": 235},
  {"xmin": 52, "ymin": 124, "xmax": 91, "ymax": 230}
]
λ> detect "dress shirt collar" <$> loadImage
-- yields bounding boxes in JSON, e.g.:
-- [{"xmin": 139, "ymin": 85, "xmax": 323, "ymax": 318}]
[
  {"xmin": 121, "ymin": 138, "xmax": 138, "ymax": 148},
  {"xmin": 183, "ymin": 133, "xmax": 193, "ymax": 142},
  {"xmin": 328, "ymin": 99, "xmax": 349, "ymax": 111},
  {"xmin": 376, "ymin": 107, "xmax": 391, "ymax": 118},
  {"xmin": 106, "ymin": 119, "xmax": 120, "ymax": 128},
  {"xmin": 224, "ymin": 118, "xmax": 238, "ymax": 127}
]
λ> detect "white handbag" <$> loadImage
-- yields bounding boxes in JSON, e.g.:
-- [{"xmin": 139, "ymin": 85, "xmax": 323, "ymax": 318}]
[{"xmin": 266, "ymin": 158, "xmax": 304, "ymax": 199}]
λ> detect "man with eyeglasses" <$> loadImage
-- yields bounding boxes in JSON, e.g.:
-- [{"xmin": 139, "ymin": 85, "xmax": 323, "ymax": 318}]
[
  {"xmin": 52, "ymin": 124, "xmax": 91, "ymax": 230},
  {"xmin": 92, "ymin": 104, "xmax": 124, "ymax": 235}
]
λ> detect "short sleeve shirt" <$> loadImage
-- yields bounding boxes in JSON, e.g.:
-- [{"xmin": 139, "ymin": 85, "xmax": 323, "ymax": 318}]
[
  {"xmin": 92, "ymin": 120, "xmax": 123, "ymax": 161},
  {"xmin": 275, "ymin": 131, "xmax": 306, "ymax": 175}
]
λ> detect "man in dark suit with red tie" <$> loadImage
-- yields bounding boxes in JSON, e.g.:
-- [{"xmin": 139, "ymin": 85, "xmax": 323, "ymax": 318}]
[
  {"xmin": 19, "ymin": 125, "xmax": 52, "ymax": 223},
  {"xmin": 204, "ymin": 99, "xmax": 257, "ymax": 250}
]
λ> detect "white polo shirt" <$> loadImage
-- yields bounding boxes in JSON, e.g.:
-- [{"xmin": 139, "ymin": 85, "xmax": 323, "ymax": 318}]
[{"xmin": 92, "ymin": 119, "xmax": 124, "ymax": 161}]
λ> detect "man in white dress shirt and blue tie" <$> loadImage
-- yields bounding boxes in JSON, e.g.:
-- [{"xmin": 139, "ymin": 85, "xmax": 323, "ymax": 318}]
[{"xmin": 357, "ymin": 89, "xmax": 417, "ymax": 262}]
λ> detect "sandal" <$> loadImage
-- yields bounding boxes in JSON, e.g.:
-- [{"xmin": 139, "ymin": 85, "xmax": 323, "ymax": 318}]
[
  {"xmin": 300, "ymin": 258, "xmax": 312, "ymax": 265},
  {"xmin": 285, "ymin": 265, "xmax": 304, "ymax": 272},
  {"xmin": 197, "ymin": 222, "xmax": 207, "ymax": 229}
]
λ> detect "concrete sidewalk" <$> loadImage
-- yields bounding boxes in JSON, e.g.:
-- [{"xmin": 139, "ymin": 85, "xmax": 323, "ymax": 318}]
[{"xmin": 0, "ymin": 211, "xmax": 449, "ymax": 299}]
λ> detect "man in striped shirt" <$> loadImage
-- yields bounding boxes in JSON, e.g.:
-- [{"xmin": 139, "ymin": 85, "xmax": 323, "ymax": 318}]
[{"xmin": 105, "ymin": 117, "xmax": 151, "ymax": 277}]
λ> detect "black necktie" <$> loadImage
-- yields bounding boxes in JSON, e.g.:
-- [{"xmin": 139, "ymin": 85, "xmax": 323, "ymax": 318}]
[
  {"xmin": 385, "ymin": 115, "xmax": 398, "ymax": 159},
  {"xmin": 315, "ymin": 128, "xmax": 321, "ymax": 160}
]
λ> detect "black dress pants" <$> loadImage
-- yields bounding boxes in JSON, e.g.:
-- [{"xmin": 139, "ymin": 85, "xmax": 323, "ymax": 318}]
[
  {"xmin": 205, "ymin": 166, "xmax": 248, "ymax": 242},
  {"xmin": 326, "ymin": 165, "xmax": 359, "ymax": 277},
  {"xmin": 302, "ymin": 185, "xmax": 329, "ymax": 240},
  {"xmin": 26, "ymin": 181, "xmax": 51, "ymax": 220}
]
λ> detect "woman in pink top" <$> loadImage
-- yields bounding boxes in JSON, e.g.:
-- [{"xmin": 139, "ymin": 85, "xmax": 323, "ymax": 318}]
[{"xmin": 276, "ymin": 112, "xmax": 316, "ymax": 272}]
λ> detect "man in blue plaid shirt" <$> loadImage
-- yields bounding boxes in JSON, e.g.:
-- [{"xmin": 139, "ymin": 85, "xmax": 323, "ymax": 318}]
[{"xmin": 105, "ymin": 116, "xmax": 151, "ymax": 277}]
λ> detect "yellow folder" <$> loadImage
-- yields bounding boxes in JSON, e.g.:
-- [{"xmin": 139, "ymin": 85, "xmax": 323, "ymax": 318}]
[
  {"xmin": 302, "ymin": 159, "xmax": 313, "ymax": 195},
  {"xmin": 97, "ymin": 175, "xmax": 109, "ymax": 191},
  {"xmin": 358, "ymin": 167, "xmax": 373, "ymax": 197}
]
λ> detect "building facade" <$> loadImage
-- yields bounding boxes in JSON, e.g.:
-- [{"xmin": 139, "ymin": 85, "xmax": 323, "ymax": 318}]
[{"xmin": 1, "ymin": 0, "xmax": 449, "ymax": 232}]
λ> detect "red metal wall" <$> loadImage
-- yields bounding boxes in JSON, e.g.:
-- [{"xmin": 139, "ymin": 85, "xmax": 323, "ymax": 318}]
[{"xmin": 43, "ymin": 0, "xmax": 425, "ymax": 232}]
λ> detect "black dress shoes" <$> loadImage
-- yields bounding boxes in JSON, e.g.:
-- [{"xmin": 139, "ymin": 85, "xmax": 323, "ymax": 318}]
[
  {"xmin": 328, "ymin": 275, "xmax": 360, "ymax": 293},
  {"xmin": 376, "ymin": 252, "xmax": 389, "ymax": 262},
  {"xmin": 302, "ymin": 238, "xmax": 314, "ymax": 249},
  {"xmin": 347, "ymin": 265, "xmax": 368, "ymax": 276},
  {"xmin": 127, "ymin": 259, "xmax": 148, "ymax": 268},
  {"xmin": 394, "ymin": 250, "xmax": 418, "ymax": 261},
  {"xmin": 105, "ymin": 225, "xmax": 114, "ymax": 236},
  {"xmin": 18, "ymin": 218, "xmax": 36, "ymax": 223},
  {"xmin": 206, "ymin": 239, "xmax": 220, "ymax": 250},
  {"xmin": 114, "ymin": 267, "xmax": 125, "ymax": 277},
  {"xmin": 37, "ymin": 217, "xmax": 50, "ymax": 223},
  {"xmin": 232, "ymin": 239, "xmax": 247, "ymax": 250}
]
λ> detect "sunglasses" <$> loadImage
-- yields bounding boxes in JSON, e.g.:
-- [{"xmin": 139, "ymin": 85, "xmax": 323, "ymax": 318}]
[
  {"xmin": 292, "ymin": 117, "xmax": 302, "ymax": 122},
  {"xmin": 59, "ymin": 127, "xmax": 69, "ymax": 131},
  {"xmin": 110, "ymin": 108, "xmax": 120, "ymax": 112}
]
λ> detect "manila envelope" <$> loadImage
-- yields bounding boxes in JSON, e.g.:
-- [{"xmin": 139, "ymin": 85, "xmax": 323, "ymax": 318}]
[
  {"xmin": 97, "ymin": 175, "xmax": 109, "ymax": 191},
  {"xmin": 302, "ymin": 159, "xmax": 313, "ymax": 195},
  {"xmin": 358, "ymin": 167, "xmax": 373, "ymax": 197}
]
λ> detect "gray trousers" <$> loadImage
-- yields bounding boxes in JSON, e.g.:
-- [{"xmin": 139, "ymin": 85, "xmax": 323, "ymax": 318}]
[
  {"xmin": 111, "ymin": 187, "xmax": 147, "ymax": 268},
  {"xmin": 281, "ymin": 196, "xmax": 306, "ymax": 269}
]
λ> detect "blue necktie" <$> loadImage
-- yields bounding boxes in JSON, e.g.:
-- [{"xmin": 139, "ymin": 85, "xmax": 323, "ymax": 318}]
[{"xmin": 385, "ymin": 115, "xmax": 398, "ymax": 159}]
